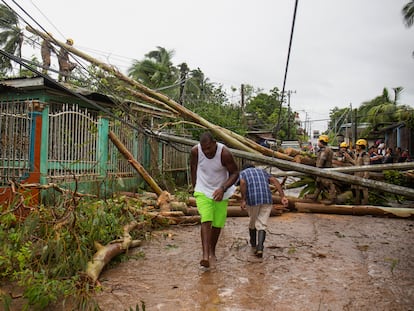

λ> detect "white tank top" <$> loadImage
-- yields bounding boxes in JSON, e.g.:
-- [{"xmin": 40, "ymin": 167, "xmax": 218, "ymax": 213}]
[{"xmin": 195, "ymin": 142, "xmax": 235, "ymax": 199}]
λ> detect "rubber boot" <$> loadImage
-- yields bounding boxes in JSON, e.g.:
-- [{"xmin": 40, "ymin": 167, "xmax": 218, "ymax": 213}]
[
  {"xmin": 255, "ymin": 230, "xmax": 266, "ymax": 258},
  {"xmin": 249, "ymin": 228, "xmax": 257, "ymax": 247}
]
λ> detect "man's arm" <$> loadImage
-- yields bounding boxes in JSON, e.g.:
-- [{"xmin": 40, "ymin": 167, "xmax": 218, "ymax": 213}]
[
  {"xmin": 269, "ymin": 176, "xmax": 288, "ymax": 207},
  {"xmin": 220, "ymin": 146, "xmax": 239, "ymax": 190},
  {"xmin": 344, "ymin": 152, "xmax": 356, "ymax": 165},
  {"xmin": 190, "ymin": 146, "xmax": 198, "ymax": 189}
]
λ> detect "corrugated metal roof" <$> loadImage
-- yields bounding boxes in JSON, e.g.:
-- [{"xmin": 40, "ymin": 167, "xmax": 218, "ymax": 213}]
[{"xmin": 0, "ymin": 76, "xmax": 177, "ymax": 118}]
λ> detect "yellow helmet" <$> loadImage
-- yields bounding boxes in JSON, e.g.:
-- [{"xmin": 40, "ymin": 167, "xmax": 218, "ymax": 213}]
[
  {"xmin": 66, "ymin": 38, "xmax": 74, "ymax": 45},
  {"xmin": 340, "ymin": 142, "xmax": 348, "ymax": 148},
  {"xmin": 356, "ymin": 139, "xmax": 367, "ymax": 148},
  {"xmin": 318, "ymin": 135, "xmax": 329, "ymax": 143}
]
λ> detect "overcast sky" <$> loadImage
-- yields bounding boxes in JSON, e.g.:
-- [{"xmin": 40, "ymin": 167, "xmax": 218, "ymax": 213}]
[{"xmin": 10, "ymin": 0, "xmax": 414, "ymax": 133}]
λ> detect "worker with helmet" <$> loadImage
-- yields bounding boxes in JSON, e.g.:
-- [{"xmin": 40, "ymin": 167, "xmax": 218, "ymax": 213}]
[
  {"xmin": 306, "ymin": 134, "xmax": 337, "ymax": 203},
  {"xmin": 337, "ymin": 141, "xmax": 355, "ymax": 166},
  {"xmin": 352, "ymin": 139, "xmax": 370, "ymax": 205},
  {"xmin": 58, "ymin": 38, "xmax": 77, "ymax": 82},
  {"xmin": 41, "ymin": 32, "xmax": 55, "ymax": 74}
]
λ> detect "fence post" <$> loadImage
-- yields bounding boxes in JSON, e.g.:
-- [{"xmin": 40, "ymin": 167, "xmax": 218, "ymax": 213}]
[
  {"xmin": 143, "ymin": 135, "xmax": 151, "ymax": 169},
  {"xmin": 39, "ymin": 104, "xmax": 49, "ymax": 186},
  {"xmin": 98, "ymin": 117, "xmax": 109, "ymax": 178}
]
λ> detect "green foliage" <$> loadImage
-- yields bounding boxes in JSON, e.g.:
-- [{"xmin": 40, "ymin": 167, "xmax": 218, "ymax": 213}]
[
  {"xmin": 286, "ymin": 175, "xmax": 316, "ymax": 198},
  {"xmin": 0, "ymin": 4, "xmax": 23, "ymax": 74},
  {"xmin": 384, "ymin": 170, "xmax": 403, "ymax": 186},
  {"xmin": 0, "ymin": 197, "xmax": 149, "ymax": 310},
  {"xmin": 402, "ymin": 0, "xmax": 414, "ymax": 28},
  {"xmin": 385, "ymin": 258, "xmax": 399, "ymax": 274},
  {"xmin": 128, "ymin": 46, "xmax": 178, "ymax": 99},
  {"xmin": 125, "ymin": 301, "xmax": 146, "ymax": 311}
]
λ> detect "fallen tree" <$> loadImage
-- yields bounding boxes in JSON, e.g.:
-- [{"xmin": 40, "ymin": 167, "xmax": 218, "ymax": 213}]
[
  {"xmin": 295, "ymin": 202, "xmax": 414, "ymax": 219},
  {"xmin": 26, "ymin": 26, "xmax": 295, "ymax": 162},
  {"xmin": 109, "ymin": 130, "xmax": 163, "ymax": 195},
  {"xmin": 154, "ymin": 132, "xmax": 414, "ymax": 199},
  {"xmin": 86, "ymin": 221, "xmax": 143, "ymax": 283}
]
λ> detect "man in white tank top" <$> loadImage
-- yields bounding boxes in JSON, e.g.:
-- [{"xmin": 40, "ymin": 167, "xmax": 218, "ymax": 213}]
[{"xmin": 190, "ymin": 132, "xmax": 239, "ymax": 268}]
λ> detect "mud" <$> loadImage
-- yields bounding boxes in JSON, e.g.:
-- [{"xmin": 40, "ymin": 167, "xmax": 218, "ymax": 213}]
[{"xmin": 95, "ymin": 213, "xmax": 414, "ymax": 311}]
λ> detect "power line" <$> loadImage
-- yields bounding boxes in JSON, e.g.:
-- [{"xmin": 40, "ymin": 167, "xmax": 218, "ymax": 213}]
[
  {"xmin": 274, "ymin": 0, "xmax": 299, "ymax": 135},
  {"xmin": 0, "ymin": 48, "xmax": 147, "ymax": 133}
]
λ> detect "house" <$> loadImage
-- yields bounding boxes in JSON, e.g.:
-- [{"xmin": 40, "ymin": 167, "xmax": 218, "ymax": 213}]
[
  {"xmin": 0, "ymin": 77, "xmax": 185, "ymax": 206},
  {"xmin": 377, "ymin": 122, "xmax": 413, "ymax": 157}
]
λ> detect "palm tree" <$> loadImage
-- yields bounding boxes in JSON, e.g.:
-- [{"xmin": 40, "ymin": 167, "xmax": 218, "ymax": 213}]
[
  {"xmin": 128, "ymin": 46, "xmax": 179, "ymax": 98},
  {"xmin": 357, "ymin": 87, "xmax": 409, "ymax": 137},
  {"xmin": 402, "ymin": 0, "xmax": 414, "ymax": 27},
  {"xmin": 366, "ymin": 88, "xmax": 403, "ymax": 126},
  {"xmin": 358, "ymin": 88, "xmax": 392, "ymax": 123},
  {"xmin": 0, "ymin": 4, "xmax": 23, "ymax": 75}
]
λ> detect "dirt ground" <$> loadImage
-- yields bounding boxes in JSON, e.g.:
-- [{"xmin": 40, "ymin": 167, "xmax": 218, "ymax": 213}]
[{"xmin": 95, "ymin": 212, "xmax": 414, "ymax": 311}]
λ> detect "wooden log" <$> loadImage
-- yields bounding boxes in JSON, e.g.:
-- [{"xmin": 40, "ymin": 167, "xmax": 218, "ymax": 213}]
[
  {"xmin": 273, "ymin": 162, "xmax": 414, "ymax": 177},
  {"xmin": 153, "ymin": 132, "xmax": 414, "ymax": 199},
  {"xmin": 108, "ymin": 131, "xmax": 163, "ymax": 195},
  {"xmin": 156, "ymin": 190, "xmax": 172, "ymax": 212},
  {"xmin": 180, "ymin": 205, "xmax": 282, "ymax": 217},
  {"xmin": 295, "ymin": 202, "xmax": 414, "ymax": 219},
  {"xmin": 169, "ymin": 201, "xmax": 189, "ymax": 213},
  {"xmin": 294, "ymin": 154, "xmax": 316, "ymax": 166},
  {"xmin": 86, "ymin": 221, "xmax": 142, "ymax": 283},
  {"xmin": 284, "ymin": 147, "xmax": 301, "ymax": 157},
  {"xmin": 166, "ymin": 215, "xmax": 201, "ymax": 225}
]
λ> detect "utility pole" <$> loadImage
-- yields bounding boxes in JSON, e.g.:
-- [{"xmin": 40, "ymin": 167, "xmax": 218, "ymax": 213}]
[
  {"xmin": 350, "ymin": 103, "xmax": 355, "ymax": 147},
  {"xmin": 240, "ymin": 84, "xmax": 245, "ymax": 112},
  {"xmin": 286, "ymin": 90, "xmax": 296, "ymax": 140},
  {"xmin": 353, "ymin": 107, "xmax": 358, "ymax": 147},
  {"xmin": 240, "ymin": 84, "xmax": 246, "ymax": 128}
]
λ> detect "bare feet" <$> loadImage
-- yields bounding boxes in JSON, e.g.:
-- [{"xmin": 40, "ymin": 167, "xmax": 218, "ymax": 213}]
[
  {"xmin": 209, "ymin": 255, "xmax": 217, "ymax": 267},
  {"xmin": 200, "ymin": 259, "xmax": 210, "ymax": 268}
]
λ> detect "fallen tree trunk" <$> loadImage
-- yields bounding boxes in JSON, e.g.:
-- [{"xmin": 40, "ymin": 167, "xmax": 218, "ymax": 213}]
[
  {"xmin": 273, "ymin": 162, "xmax": 414, "ymax": 177},
  {"xmin": 109, "ymin": 131, "xmax": 163, "ymax": 195},
  {"xmin": 183, "ymin": 205, "xmax": 283, "ymax": 217},
  {"xmin": 86, "ymin": 221, "xmax": 142, "ymax": 283},
  {"xmin": 26, "ymin": 26, "xmax": 297, "ymax": 162},
  {"xmin": 155, "ymin": 133, "xmax": 414, "ymax": 199},
  {"xmin": 295, "ymin": 202, "xmax": 414, "ymax": 219}
]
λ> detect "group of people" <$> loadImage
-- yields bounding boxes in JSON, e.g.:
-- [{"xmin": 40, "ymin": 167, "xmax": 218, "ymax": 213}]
[
  {"xmin": 187, "ymin": 131, "xmax": 410, "ymax": 268},
  {"xmin": 41, "ymin": 36, "xmax": 77, "ymax": 82},
  {"xmin": 337, "ymin": 140, "xmax": 411, "ymax": 166},
  {"xmin": 306, "ymin": 135, "xmax": 372, "ymax": 204},
  {"xmin": 312, "ymin": 135, "xmax": 411, "ymax": 205},
  {"xmin": 190, "ymin": 132, "xmax": 288, "ymax": 268},
  {"xmin": 367, "ymin": 141, "xmax": 410, "ymax": 164}
]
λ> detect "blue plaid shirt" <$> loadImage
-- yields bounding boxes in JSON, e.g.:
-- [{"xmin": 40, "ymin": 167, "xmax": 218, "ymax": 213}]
[{"xmin": 240, "ymin": 168, "xmax": 272, "ymax": 206}]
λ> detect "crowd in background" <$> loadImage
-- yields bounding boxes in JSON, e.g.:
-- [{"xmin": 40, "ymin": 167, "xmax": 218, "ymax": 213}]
[{"xmin": 335, "ymin": 139, "xmax": 411, "ymax": 165}]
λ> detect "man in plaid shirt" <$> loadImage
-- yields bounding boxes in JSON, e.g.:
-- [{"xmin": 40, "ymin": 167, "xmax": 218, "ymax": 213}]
[{"xmin": 239, "ymin": 164, "xmax": 288, "ymax": 258}]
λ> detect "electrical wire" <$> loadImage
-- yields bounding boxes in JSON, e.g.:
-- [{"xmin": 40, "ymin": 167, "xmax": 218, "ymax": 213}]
[
  {"xmin": 3, "ymin": 0, "xmax": 132, "ymax": 110},
  {"xmin": 0, "ymin": 49, "xmax": 150, "ymax": 132},
  {"xmin": 274, "ymin": 0, "xmax": 299, "ymax": 134}
]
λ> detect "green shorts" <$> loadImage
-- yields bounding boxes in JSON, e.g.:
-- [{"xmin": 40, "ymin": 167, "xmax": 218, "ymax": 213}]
[{"xmin": 194, "ymin": 192, "xmax": 228, "ymax": 228}]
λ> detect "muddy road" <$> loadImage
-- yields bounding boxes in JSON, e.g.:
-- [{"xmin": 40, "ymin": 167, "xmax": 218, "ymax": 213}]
[{"xmin": 95, "ymin": 213, "xmax": 414, "ymax": 311}]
